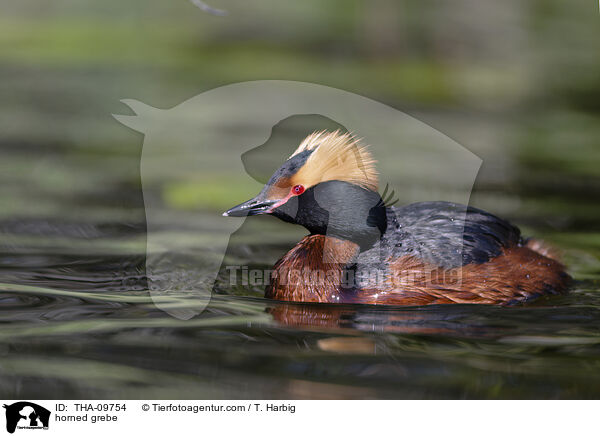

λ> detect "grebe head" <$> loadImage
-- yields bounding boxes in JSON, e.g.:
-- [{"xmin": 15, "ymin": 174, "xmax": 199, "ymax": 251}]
[{"xmin": 224, "ymin": 130, "xmax": 386, "ymax": 249}]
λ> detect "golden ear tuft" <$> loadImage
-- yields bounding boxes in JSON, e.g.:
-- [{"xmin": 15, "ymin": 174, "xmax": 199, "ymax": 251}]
[{"xmin": 289, "ymin": 130, "xmax": 378, "ymax": 191}]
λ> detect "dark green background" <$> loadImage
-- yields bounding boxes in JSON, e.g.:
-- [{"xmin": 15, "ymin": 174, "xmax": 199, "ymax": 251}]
[{"xmin": 1, "ymin": 0, "xmax": 599, "ymax": 399}]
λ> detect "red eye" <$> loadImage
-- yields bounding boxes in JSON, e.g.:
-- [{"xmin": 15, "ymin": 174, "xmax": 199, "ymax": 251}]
[{"xmin": 292, "ymin": 184, "xmax": 305, "ymax": 195}]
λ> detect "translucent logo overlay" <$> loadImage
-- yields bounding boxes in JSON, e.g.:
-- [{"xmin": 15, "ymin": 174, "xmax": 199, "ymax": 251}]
[{"xmin": 114, "ymin": 80, "xmax": 481, "ymax": 319}]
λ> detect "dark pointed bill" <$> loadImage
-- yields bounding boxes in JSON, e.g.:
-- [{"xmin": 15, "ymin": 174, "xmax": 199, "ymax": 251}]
[{"xmin": 223, "ymin": 196, "xmax": 278, "ymax": 217}]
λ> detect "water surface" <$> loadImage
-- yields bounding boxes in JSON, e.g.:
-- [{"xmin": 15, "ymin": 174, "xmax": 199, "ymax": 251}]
[
  {"xmin": 1, "ymin": 193, "xmax": 599, "ymax": 399},
  {"xmin": 1, "ymin": 0, "xmax": 599, "ymax": 400}
]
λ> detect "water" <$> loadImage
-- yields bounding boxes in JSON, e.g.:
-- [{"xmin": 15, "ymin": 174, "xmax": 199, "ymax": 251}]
[
  {"xmin": 1, "ymin": 202, "xmax": 599, "ymax": 399},
  {"xmin": 1, "ymin": 0, "xmax": 600, "ymax": 400},
  {"xmin": 1, "ymin": 111, "xmax": 599, "ymax": 400}
]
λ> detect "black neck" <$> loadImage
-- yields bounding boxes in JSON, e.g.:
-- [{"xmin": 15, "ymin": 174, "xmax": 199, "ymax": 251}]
[{"xmin": 272, "ymin": 180, "xmax": 387, "ymax": 250}]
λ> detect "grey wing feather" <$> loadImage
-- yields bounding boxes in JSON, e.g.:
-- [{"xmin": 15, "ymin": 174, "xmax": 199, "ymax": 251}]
[{"xmin": 383, "ymin": 201, "xmax": 522, "ymax": 268}]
